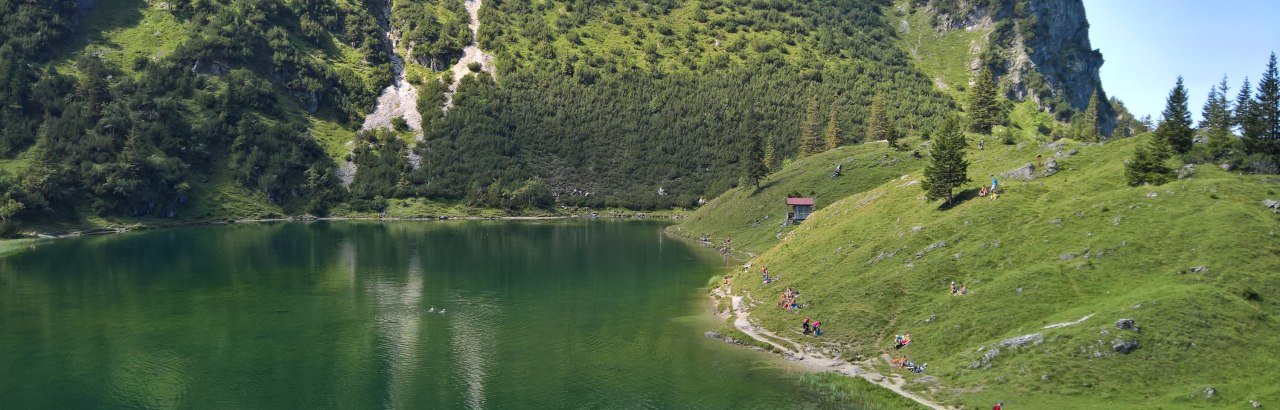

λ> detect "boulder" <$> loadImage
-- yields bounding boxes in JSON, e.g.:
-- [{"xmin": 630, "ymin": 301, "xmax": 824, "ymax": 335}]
[
  {"xmin": 1264, "ymin": 199, "xmax": 1279, "ymax": 213},
  {"xmin": 1221, "ymin": 163, "xmax": 1235, "ymax": 171},
  {"xmin": 1113, "ymin": 340, "xmax": 1140, "ymax": 354},
  {"xmin": 1115, "ymin": 318, "xmax": 1138, "ymax": 332},
  {"xmin": 1002, "ymin": 163, "xmax": 1037, "ymax": 181},
  {"xmin": 1042, "ymin": 158, "xmax": 1059, "ymax": 177},
  {"xmin": 1204, "ymin": 386, "xmax": 1216, "ymax": 399},
  {"xmin": 1177, "ymin": 164, "xmax": 1197, "ymax": 179},
  {"xmin": 999, "ymin": 333, "xmax": 1044, "ymax": 348},
  {"xmin": 1190, "ymin": 266, "xmax": 1209, "ymax": 273},
  {"xmin": 970, "ymin": 347, "xmax": 1001, "ymax": 369}
]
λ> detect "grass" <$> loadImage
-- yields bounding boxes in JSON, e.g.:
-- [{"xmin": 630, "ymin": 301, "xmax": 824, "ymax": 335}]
[
  {"xmin": 695, "ymin": 134, "xmax": 1280, "ymax": 408},
  {"xmin": 669, "ymin": 142, "xmax": 926, "ymax": 257},
  {"xmin": 54, "ymin": 0, "xmax": 190, "ymax": 74},
  {"xmin": 893, "ymin": 0, "xmax": 991, "ymax": 97}
]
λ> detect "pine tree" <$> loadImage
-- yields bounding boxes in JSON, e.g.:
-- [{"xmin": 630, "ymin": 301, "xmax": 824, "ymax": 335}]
[
  {"xmin": 1156, "ymin": 76, "xmax": 1195, "ymax": 154},
  {"xmin": 922, "ymin": 116, "xmax": 971, "ymax": 205},
  {"xmin": 968, "ymin": 66, "xmax": 1002, "ymax": 134},
  {"xmin": 1125, "ymin": 135, "xmax": 1173, "ymax": 186},
  {"xmin": 799, "ymin": 96, "xmax": 822, "ymax": 156},
  {"xmin": 1082, "ymin": 90, "xmax": 1101, "ymax": 142},
  {"xmin": 741, "ymin": 134, "xmax": 768, "ymax": 190},
  {"xmin": 763, "ymin": 135, "xmax": 776, "ymax": 171},
  {"xmin": 1234, "ymin": 77, "xmax": 1254, "ymax": 133},
  {"xmin": 1202, "ymin": 76, "xmax": 1234, "ymax": 159},
  {"xmin": 865, "ymin": 92, "xmax": 893, "ymax": 146},
  {"xmin": 1245, "ymin": 53, "xmax": 1280, "ymax": 162},
  {"xmin": 824, "ymin": 103, "xmax": 841, "ymax": 151}
]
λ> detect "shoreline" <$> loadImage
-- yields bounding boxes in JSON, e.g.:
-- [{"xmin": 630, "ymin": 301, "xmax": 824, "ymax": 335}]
[
  {"xmin": 8, "ymin": 211, "xmax": 688, "ymax": 241},
  {"xmin": 706, "ymin": 283, "xmax": 949, "ymax": 409}
]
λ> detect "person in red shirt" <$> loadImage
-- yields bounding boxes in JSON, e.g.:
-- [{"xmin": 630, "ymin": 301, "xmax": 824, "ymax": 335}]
[{"xmin": 993, "ymin": 401, "xmax": 1003, "ymax": 410}]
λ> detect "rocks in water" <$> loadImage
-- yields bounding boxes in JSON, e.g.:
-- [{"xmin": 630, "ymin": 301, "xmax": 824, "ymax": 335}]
[
  {"xmin": 1115, "ymin": 318, "xmax": 1139, "ymax": 332},
  {"xmin": 999, "ymin": 333, "xmax": 1044, "ymax": 348},
  {"xmin": 970, "ymin": 347, "xmax": 1001, "ymax": 369},
  {"xmin": 704, "ymin": 330, "xmax": 724, "ymax": 340},
  {"xmin": 1112, "ymin": 340, "xmax": 1140, "ymax": 354},
  {"xmin": 1001, "ymin": 163, "xmax": 1038, "ymax": 181}
]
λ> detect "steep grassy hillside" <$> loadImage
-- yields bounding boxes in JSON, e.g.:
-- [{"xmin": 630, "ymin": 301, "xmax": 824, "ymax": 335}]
[
  {"xmin": 713, "ymin": 135, "xmax": 1280, "ymax": 408},
  {"xmin": 670, "ymin": 143, "xmax": 926, "ymax": 257}
]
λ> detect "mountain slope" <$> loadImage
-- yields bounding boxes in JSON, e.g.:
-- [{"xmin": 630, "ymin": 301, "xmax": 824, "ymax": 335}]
[{"xmin": 708, "ymin": 134, "xmax": 1280, "ymax": 407}]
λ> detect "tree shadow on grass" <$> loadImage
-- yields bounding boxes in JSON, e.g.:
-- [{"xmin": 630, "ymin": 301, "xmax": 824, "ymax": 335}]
[{"xmin": 937, "ymin": 187, "xmax": 981, "ymax": 211}]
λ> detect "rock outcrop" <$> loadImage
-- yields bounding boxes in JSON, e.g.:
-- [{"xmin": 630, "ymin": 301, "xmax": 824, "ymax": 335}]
[{"xmin": 920, "ymin": 0, "xmax": 1114, "ymax": 133}]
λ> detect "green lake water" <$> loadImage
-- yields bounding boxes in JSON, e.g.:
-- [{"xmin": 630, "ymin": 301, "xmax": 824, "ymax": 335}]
[{"xmin": 0, "ymin": 221, "xmax": 830, "ymax": 408}]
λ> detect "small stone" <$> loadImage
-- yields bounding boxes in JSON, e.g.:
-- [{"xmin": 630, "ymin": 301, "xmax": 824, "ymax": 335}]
[
  {"xmin": 1060, "ymin": 253, "xmax": 1078, "ymax": 261},
  {"xmin": 1146, "ymin": 192, "xmax": 1158, "ymax": 198},
  {"xmin": 1000, "ymin": 333, "xmax": 1044, "ymax": 348},
  {"xmin": 1204, "ymin": 386, "xmax": 1216, "ymax": 399},
  {"xmin": 1115, "ymin": 319, "xmax": 1137, "ymax": 331},
  {"xmin": 1221, "ymin": 163, "xmax": 1234, "ymax": 171},
  {"xmin": 1190, "ymin": 266, "xmax": 1209, "ymax": 273},
  {"xmin": 926, "ymin": 314, "xmax": 938, "ymax": 323},
  {"xmin": 1041, "ymin": 374, "xmax": 1050, "ymax": 381},
  {"xmin": 1251, "ymin": 400, "xmax": 1261, "ymax": 408},
  {"xmin": 1113, "ymin": 340, "xmax": 1140, "ymax": 354}
]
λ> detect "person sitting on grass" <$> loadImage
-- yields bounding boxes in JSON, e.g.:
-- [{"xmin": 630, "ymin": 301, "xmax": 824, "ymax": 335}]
[
  {"xmin": 895, "ymin": 333, "xmax": 912, "ymax": 349},
  {"xmin": 949, "ymin": 281, "xmax": 958, "ymax": 294},
  {"xmin": 891, "ymin": 355, "xmax": 908, "ymax": 368},
  {"xmin": 802, "ymin": 318, "xmax": 812, "ymax": 335},
  {"xmin": 958, "ymin": 285, "xmax": 968, "ymax": 295},
  {"xmin": 812, "ymin": 321, "xmax": 823, "ymax": 336},
  {"xmin": 979, "ymin": 186, "xmax": 989, "ymax": 197}
]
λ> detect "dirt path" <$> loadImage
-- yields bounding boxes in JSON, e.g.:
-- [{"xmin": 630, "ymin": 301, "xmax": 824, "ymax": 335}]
[
  {"xmin": 718, "ymin": 286, "xmax": 947, "ymax": 409},
  {"xmin": 442, "ymin": 0, "xmax": 496, "ymax": 112}
]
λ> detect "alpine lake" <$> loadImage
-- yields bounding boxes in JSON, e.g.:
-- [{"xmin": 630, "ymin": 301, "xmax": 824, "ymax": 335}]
[{"xmin": 0, "ymin": 220, "xmax": 870, "ymax": 408}]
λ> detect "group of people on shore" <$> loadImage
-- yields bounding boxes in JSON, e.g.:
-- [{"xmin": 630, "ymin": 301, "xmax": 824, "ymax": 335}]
[
  {"xmin": 778, "ymin": 285, "xmax": 801, "ymax": 310},
  {"xmin": 802, "ymin": 317, "xmax": 822, "ymax": 336}
]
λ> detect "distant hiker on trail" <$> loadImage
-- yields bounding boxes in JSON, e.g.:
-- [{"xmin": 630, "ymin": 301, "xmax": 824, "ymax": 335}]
[{"xmin": 802, "ymin": 318, "xmax": 812, "ymax": 335}]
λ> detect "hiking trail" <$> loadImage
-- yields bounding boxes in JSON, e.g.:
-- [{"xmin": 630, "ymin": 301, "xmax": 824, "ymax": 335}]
[{"xmin": 715, "ymin": 285, "xmax": 947, "ymax": 409}]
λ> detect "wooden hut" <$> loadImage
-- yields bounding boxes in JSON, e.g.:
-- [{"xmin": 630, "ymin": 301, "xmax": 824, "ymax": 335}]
[{"xmin": 785, "ymin": 197, "xmax": 816, "ymax": 225}]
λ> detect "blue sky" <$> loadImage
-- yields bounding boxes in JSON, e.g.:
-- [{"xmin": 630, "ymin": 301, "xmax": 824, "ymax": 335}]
[{"xmin": 1083, "ymin": 0, "xmax": 1280, "ymax": 123}]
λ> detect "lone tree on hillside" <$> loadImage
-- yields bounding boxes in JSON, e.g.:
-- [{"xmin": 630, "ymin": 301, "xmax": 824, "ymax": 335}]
[
  {"xmin": 866, "ymin": 92, "xmax": 898, "ymax": 147},
  {"xmin": 968, "ymin": 66, "xmax": 1002, "ymax": 134},
  {"xmin": 1125, "ymin": 135, "xmax": 1173, "ymax": 186},
  {"xmin": 922, "ymin": 116, "xmax": 971, "ymax": 205},
  {"xmin": 1156, "ymin": 76, "xmax": 1195, "ymax": 154},
  {"xmin": 741, "ymin": 134, "xmax": 769, "ymax": 190},
  {"xmin": 824, "ymin": 103, "xmax": 842, "ymax": 151},
  {"xmin": 799, "ymin": 97, "xmax": 823, "ymax": 156},
  {"xmin": 1082, "ymin": 90, "xmax": 1102, "ymax": 142}
]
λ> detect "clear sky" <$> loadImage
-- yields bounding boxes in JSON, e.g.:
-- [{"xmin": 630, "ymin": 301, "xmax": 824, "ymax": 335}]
[{"xmin": 1083, "ymin": 0, "xmax": 1280, "ymax": 123}]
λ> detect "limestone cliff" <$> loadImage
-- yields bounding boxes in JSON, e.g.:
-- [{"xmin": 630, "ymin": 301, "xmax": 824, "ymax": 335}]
[{"xmin": 905, "ymin": 0, "xmax": 1115, "ymax": 134}]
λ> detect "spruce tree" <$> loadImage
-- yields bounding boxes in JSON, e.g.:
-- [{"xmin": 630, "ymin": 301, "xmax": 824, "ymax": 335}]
[
  {"xmin": 1234, "ymin": 77, "xmax": 1253, "ymax": 133},
  {"xmin": 1245, "ymin": 53, "xmax": 1280, "ymax": 162},
  {"xmin": 799, "ymin": 97, "xmax": 822, "ymax": 156},
  {"xmin": 1082, "ymin": 90, "xmax": 1101, "ymax": 142},
  {"xmin": 1125, "ymin": 135, "xmax": 1173, "ymax": 186},
  {"xmin": 763, "ymin": 135, "xmax": 776, "ymax": 171},
  {"xmin": 922, "ymin": 116, "xmax": 971, "ymax": 205},
  {"xmin": 968, "ymin": 66, "xmax": 1001, "ymax": 134},
  {"xmin": 1155, "ymin": 76, "xmax": 1194, "ymax": 154},
  {"xmin": 741, "ymin": 134, "xmax": 768, "ymax": 190},
  {"xmin": 824, "ymin": 103, "xmax": 841, "ymax": 151},
  {"xmin": 865, "ymin": 93, "xmax": 893, "ymax": 146},
  {"xmin": 1202, "ymin": 77, "xmax": 1234, "ymax": 158}
]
